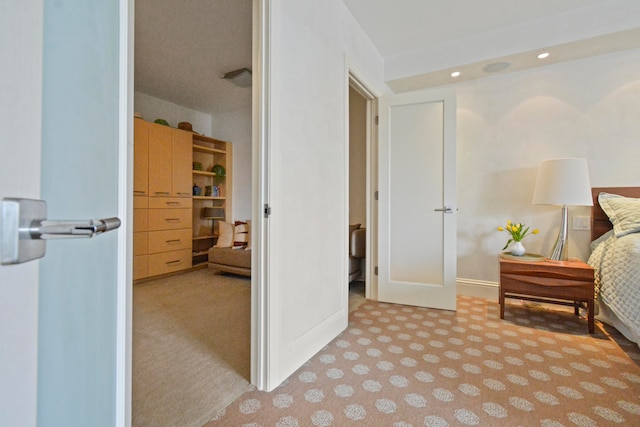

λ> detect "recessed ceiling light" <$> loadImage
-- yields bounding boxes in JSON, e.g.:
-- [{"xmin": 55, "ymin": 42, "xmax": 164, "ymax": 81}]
[
  {"xmin": 482, "ymin": 62, "xmax": 510, "ymax": 73},
  {"xmin": 537, "ymin": 52, "xmax": 550, "ymax": 59},
  {"xmin": 451, "ymin": 71, "xmax": 461, "ymax": 77}
]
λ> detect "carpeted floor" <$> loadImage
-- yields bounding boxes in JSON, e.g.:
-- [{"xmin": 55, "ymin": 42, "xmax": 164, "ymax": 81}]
[
  {"xmin": 206, "ymin": 296, "xmax": 640, "ymax": 426},
  {"xmin": 132, "ymin": 269, "xmax": 252, "ymax": 427}
]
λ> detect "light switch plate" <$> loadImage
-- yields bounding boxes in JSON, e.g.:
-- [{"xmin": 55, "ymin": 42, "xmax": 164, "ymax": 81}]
[{"xmin": 572, "ymin": 215, "xmax": 591, "ymax": 231}]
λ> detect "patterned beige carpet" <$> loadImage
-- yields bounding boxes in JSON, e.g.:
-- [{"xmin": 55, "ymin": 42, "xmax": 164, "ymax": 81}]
[
  {"xmin": 206, "ymin": 296, "xmax": 640, "ymax": 426},
  {"xmin": 133, "ymin": 269, "xmax": 251, "ymax": 427}
]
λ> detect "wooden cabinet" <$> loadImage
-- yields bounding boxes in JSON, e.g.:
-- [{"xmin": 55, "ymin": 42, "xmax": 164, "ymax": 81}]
[
  {"xmin": 191, "ymin": 134, "xmax": 232, "ymax": 267},
  {"xmin": 133, "ymin": 195, "xmax": 149, "ymax": 280},
  {"xmin": 147, "ymin": 122, "xmax": 192, "ymax": 198},
  {"xmin": 133, "ymin": 119, "xmax": 149, "ymax": 196},
  {"xmin": 133, "ymin": 118, "xmax": 193, "ymax": 280}
]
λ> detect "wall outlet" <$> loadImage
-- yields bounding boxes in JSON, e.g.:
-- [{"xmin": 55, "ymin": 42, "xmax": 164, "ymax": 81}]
[{"xmin": 572, "ymin": 215, "xmax": 591, "ymax": 231}]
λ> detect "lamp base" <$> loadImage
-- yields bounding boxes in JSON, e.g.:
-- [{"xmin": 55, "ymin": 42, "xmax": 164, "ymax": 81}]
[{"xmin": 548, "ymin": 205, "xmax": 569, "ymax": 261}]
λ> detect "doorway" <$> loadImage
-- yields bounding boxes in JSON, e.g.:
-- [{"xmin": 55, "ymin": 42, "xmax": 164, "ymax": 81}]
[
  {"xmin": 131, "ymin": 1, "xmax": 254, "ymax": 425},
  {"xmin": 347, "ymin": 72, "xmax": 379, "ymax": 306}
]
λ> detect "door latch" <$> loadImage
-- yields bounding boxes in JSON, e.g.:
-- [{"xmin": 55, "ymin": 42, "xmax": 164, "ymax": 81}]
[
  {"xmin": 433, "ymin": 206, "xmax": 454, "ymax": 214},
  {"xmin": 1, "ymin": 198, "xmax": 121, "ymax": 265}
]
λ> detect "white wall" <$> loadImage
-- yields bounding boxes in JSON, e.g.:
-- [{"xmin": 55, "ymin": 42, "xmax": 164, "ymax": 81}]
[
  {"xmin": 134, "ymin": 91, "xmax": 212, "ymax": 136},
  {"xmin": 211, "ymin": 106, "xmax": 252, "ymax": 221},
  {"xmin": 455, "ymin": 48, "xmax": 640, "ymax": 284}
]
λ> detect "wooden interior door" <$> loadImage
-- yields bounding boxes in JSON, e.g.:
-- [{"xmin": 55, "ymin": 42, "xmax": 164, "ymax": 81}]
[{"xmin": 377, "ymin": 89, "xmax": 457, "ymax": 311}]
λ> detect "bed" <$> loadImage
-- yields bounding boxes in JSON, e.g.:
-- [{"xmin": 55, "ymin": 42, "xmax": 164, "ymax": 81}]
[{"xmin": 588, "ymin": 186, "xmax": 640, "ymax": 345}]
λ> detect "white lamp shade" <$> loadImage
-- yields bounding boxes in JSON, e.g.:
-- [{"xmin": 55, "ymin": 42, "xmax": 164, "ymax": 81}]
[{"xmin": 532, "ymin": 158, "xmax": 593, "ymax": 206}]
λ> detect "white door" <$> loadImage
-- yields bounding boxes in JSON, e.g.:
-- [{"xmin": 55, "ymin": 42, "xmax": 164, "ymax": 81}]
[
  {"xmin": 377, "ymin": 89, "xmax": 457, "ymax": 311},
  {"xmin": 0, "ymin": 1, "xmax": 129, "ymax": 425}
]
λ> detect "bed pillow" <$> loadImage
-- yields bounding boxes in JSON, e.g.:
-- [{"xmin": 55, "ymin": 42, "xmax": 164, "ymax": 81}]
[
  {"xmin": 214, "ymin": 221, "xmax": 234, "ymax": 248},
  {"xmin": 599, "ymin": 192, "xmax": 640, "ymax": 237}
]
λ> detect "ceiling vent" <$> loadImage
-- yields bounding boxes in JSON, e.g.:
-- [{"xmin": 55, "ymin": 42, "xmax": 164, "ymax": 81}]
[
  {"xmin": 222, "ymin": 68, "xmax": 252, "ymax": 88},
  {"xmin": 482, "ymin": 61, "xmax": 511, "ymax": 73}
]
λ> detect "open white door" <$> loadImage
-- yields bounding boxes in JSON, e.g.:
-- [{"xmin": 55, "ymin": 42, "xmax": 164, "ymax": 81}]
[
  {"xmin": 0, "ymin": 1, "xmax": 130, "ymax": 425},
  {"xmin": 377, "ymin": 89, "xmax": 457, "ymax": 311}
]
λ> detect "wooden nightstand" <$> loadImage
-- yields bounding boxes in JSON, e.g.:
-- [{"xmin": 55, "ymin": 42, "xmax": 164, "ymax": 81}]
[{"xmin": 499, "ymin": 255, "xmax": 595, "ymax": 333}]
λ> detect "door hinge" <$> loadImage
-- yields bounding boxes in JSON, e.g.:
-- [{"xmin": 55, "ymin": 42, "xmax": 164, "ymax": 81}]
[
  {"xmin": 374, "ymin": 266, "xmax": 378, "ymax": 276},
  {"xmin": 375, "ymin": 115, "xmax": 379, "ymax": 125},
  {"xmin": 374, "ymin": 191, "xmax": 379, "ymax": 201},
  {"xmin": 264, "ymin": 204, "xmax": 271, "ymax": 218}
]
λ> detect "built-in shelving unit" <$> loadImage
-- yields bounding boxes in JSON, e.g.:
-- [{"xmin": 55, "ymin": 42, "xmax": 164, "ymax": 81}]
[{"xmin": 191, "ymin": 134, "xmax": 232, "ymax": 267}]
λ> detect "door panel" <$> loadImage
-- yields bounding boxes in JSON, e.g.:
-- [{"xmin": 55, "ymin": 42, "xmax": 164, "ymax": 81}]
[
  {"xmin": 134, "ymin": 118, "xmax": 149, "ymax": 196},
  {"xmin": 171, "ymin": 129, "xmax": 193, "ymax": 197},
  {"xmin": 37, "ymin": 1, "xmax": 127, "ymax": 426},
  {"xmin": 148, "ymin": 123, "xmax": 173, "ymax": 197},
  {"xmin": 378, "ymin": 90, "xmax": 457, "ymax": 311}
]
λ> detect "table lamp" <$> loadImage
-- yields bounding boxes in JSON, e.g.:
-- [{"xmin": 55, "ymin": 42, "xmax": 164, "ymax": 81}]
[{"xmin": 532, "ymin": 158, "xmax": 592, "ymax": 261}]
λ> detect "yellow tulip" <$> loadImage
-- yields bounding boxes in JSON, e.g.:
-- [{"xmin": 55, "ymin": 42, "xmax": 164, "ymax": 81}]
[
  {"xmin": 532, "ymin": 229, "xmax": 539, "ymax": 234},
  {"xmin": 497, "ymin": 226, "xmax": 504, "ymax": 231}
]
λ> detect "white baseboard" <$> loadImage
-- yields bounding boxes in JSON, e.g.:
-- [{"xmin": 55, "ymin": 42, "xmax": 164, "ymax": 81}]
[{"xmin": 457, "ymin": 278, "xmax": 499, "ymax": 300}]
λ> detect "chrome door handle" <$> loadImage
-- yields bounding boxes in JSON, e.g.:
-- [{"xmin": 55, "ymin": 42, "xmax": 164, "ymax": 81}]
[
  {"xmin": 434, "ymin": 206, "xmax": 454, "ymax": 213},
  {"xmin": 1, "ymin": 198, "xmax": 121, "ymax": 265},
  {"xmin": 30, "ymin": 217, "xmax": 121, "ymax": 239}
]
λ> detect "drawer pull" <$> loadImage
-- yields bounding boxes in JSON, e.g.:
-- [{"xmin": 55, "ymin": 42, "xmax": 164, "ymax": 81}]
[
  {"xmin": 166, "ymin": 239, "xmax": 181, "ymax": 244},
  {"xmin": 134, "ymin": 190, "xmax": 147, "ymax": 195},
  {"xmin": 154, "ymin": 192, "xmax": 170, "ymax": 195},
  {"xmin": 164, "ymin": 218, "xmax": 181, "ymax": 222},
  {"xmin": 166, "ymin": 259, "xmax": 182, "ymax": 265},
  {"xmin": 166, "ymin": 202, "xmax": 180, "ymax": 206}
]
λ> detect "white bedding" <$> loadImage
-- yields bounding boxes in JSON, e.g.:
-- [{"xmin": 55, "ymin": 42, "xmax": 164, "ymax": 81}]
[{"xmin": 588, "ymin": 231, "xmax": 640, "ymax": 344}]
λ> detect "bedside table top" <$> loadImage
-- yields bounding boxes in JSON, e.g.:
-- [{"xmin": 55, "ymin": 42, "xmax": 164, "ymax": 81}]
[{"xmin": 500, "ymin": 256, "xmax": 594, "ymax": 280}]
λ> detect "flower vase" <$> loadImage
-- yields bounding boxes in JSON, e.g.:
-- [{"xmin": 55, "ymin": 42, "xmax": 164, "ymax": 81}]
[{"xmin": 510, "ymin": 241, "xmax": 526, "ymax": 256}]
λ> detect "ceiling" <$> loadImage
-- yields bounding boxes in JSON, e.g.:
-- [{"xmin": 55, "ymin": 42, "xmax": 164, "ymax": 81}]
[
  {"xmin": 134, "ymin": 0, "xmax": 638, "ymax": 115},
  {"xmin": 134, "ymin": 0, "xmax": 252, "ymax": 115}
]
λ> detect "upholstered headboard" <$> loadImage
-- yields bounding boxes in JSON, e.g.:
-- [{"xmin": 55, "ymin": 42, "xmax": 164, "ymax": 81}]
[{"xmin": 591, "ymin": 186, "xmax": 640, "ymax": 241}]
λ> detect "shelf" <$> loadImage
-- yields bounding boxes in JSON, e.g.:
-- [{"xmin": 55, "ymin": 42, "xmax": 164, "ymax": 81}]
[
  {"xmin": 192, "ymin": 196, "xmax": 226, "ymax": 200},
  {"xmin": 193, "ymin": 235, "xmax": 216, "ymax": 241},
  {"xmin": 192, "ymin": 170, "xmax": 216, "ymax": 177},
  {"xmin": 192, "ymin": 250, "xmax": 210, "ymax": 256},
  {"xmin": 193, "ymin": 144, "xmax": 226, "ymax": 155}
]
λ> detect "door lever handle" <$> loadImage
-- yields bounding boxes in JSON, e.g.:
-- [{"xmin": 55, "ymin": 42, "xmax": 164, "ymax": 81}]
[
  {"xmin": 1, "ymin": 198, "xmax": 121, "ymax": 265},
  {"xmin": 30, "ymin": 217, "xmax": 121, "ymax": 239}
]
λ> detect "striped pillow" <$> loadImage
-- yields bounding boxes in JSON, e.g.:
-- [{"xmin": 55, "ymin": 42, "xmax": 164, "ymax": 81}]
[{"xmin": 233, "ymin": 221, "xmax": 249, "ymax": 249}]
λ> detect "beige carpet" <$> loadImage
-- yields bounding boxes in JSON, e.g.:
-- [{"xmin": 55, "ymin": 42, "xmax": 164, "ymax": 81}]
[
  {"xmin": 206, "ymin": 296, "xmax": 640, "ymax": 426},
  {"xmin": 132, "ymin": 269, "xmax": 252, "ymax": 427}
]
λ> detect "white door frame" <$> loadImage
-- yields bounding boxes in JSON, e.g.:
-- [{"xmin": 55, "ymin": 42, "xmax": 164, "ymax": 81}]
[
  {"xmin": 251, "ymin": 0, "xmax": 270, "ymax": 390},
  {"xmin": 345, "ymin": 60, "xmax": 382, "ymax": 301}
]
